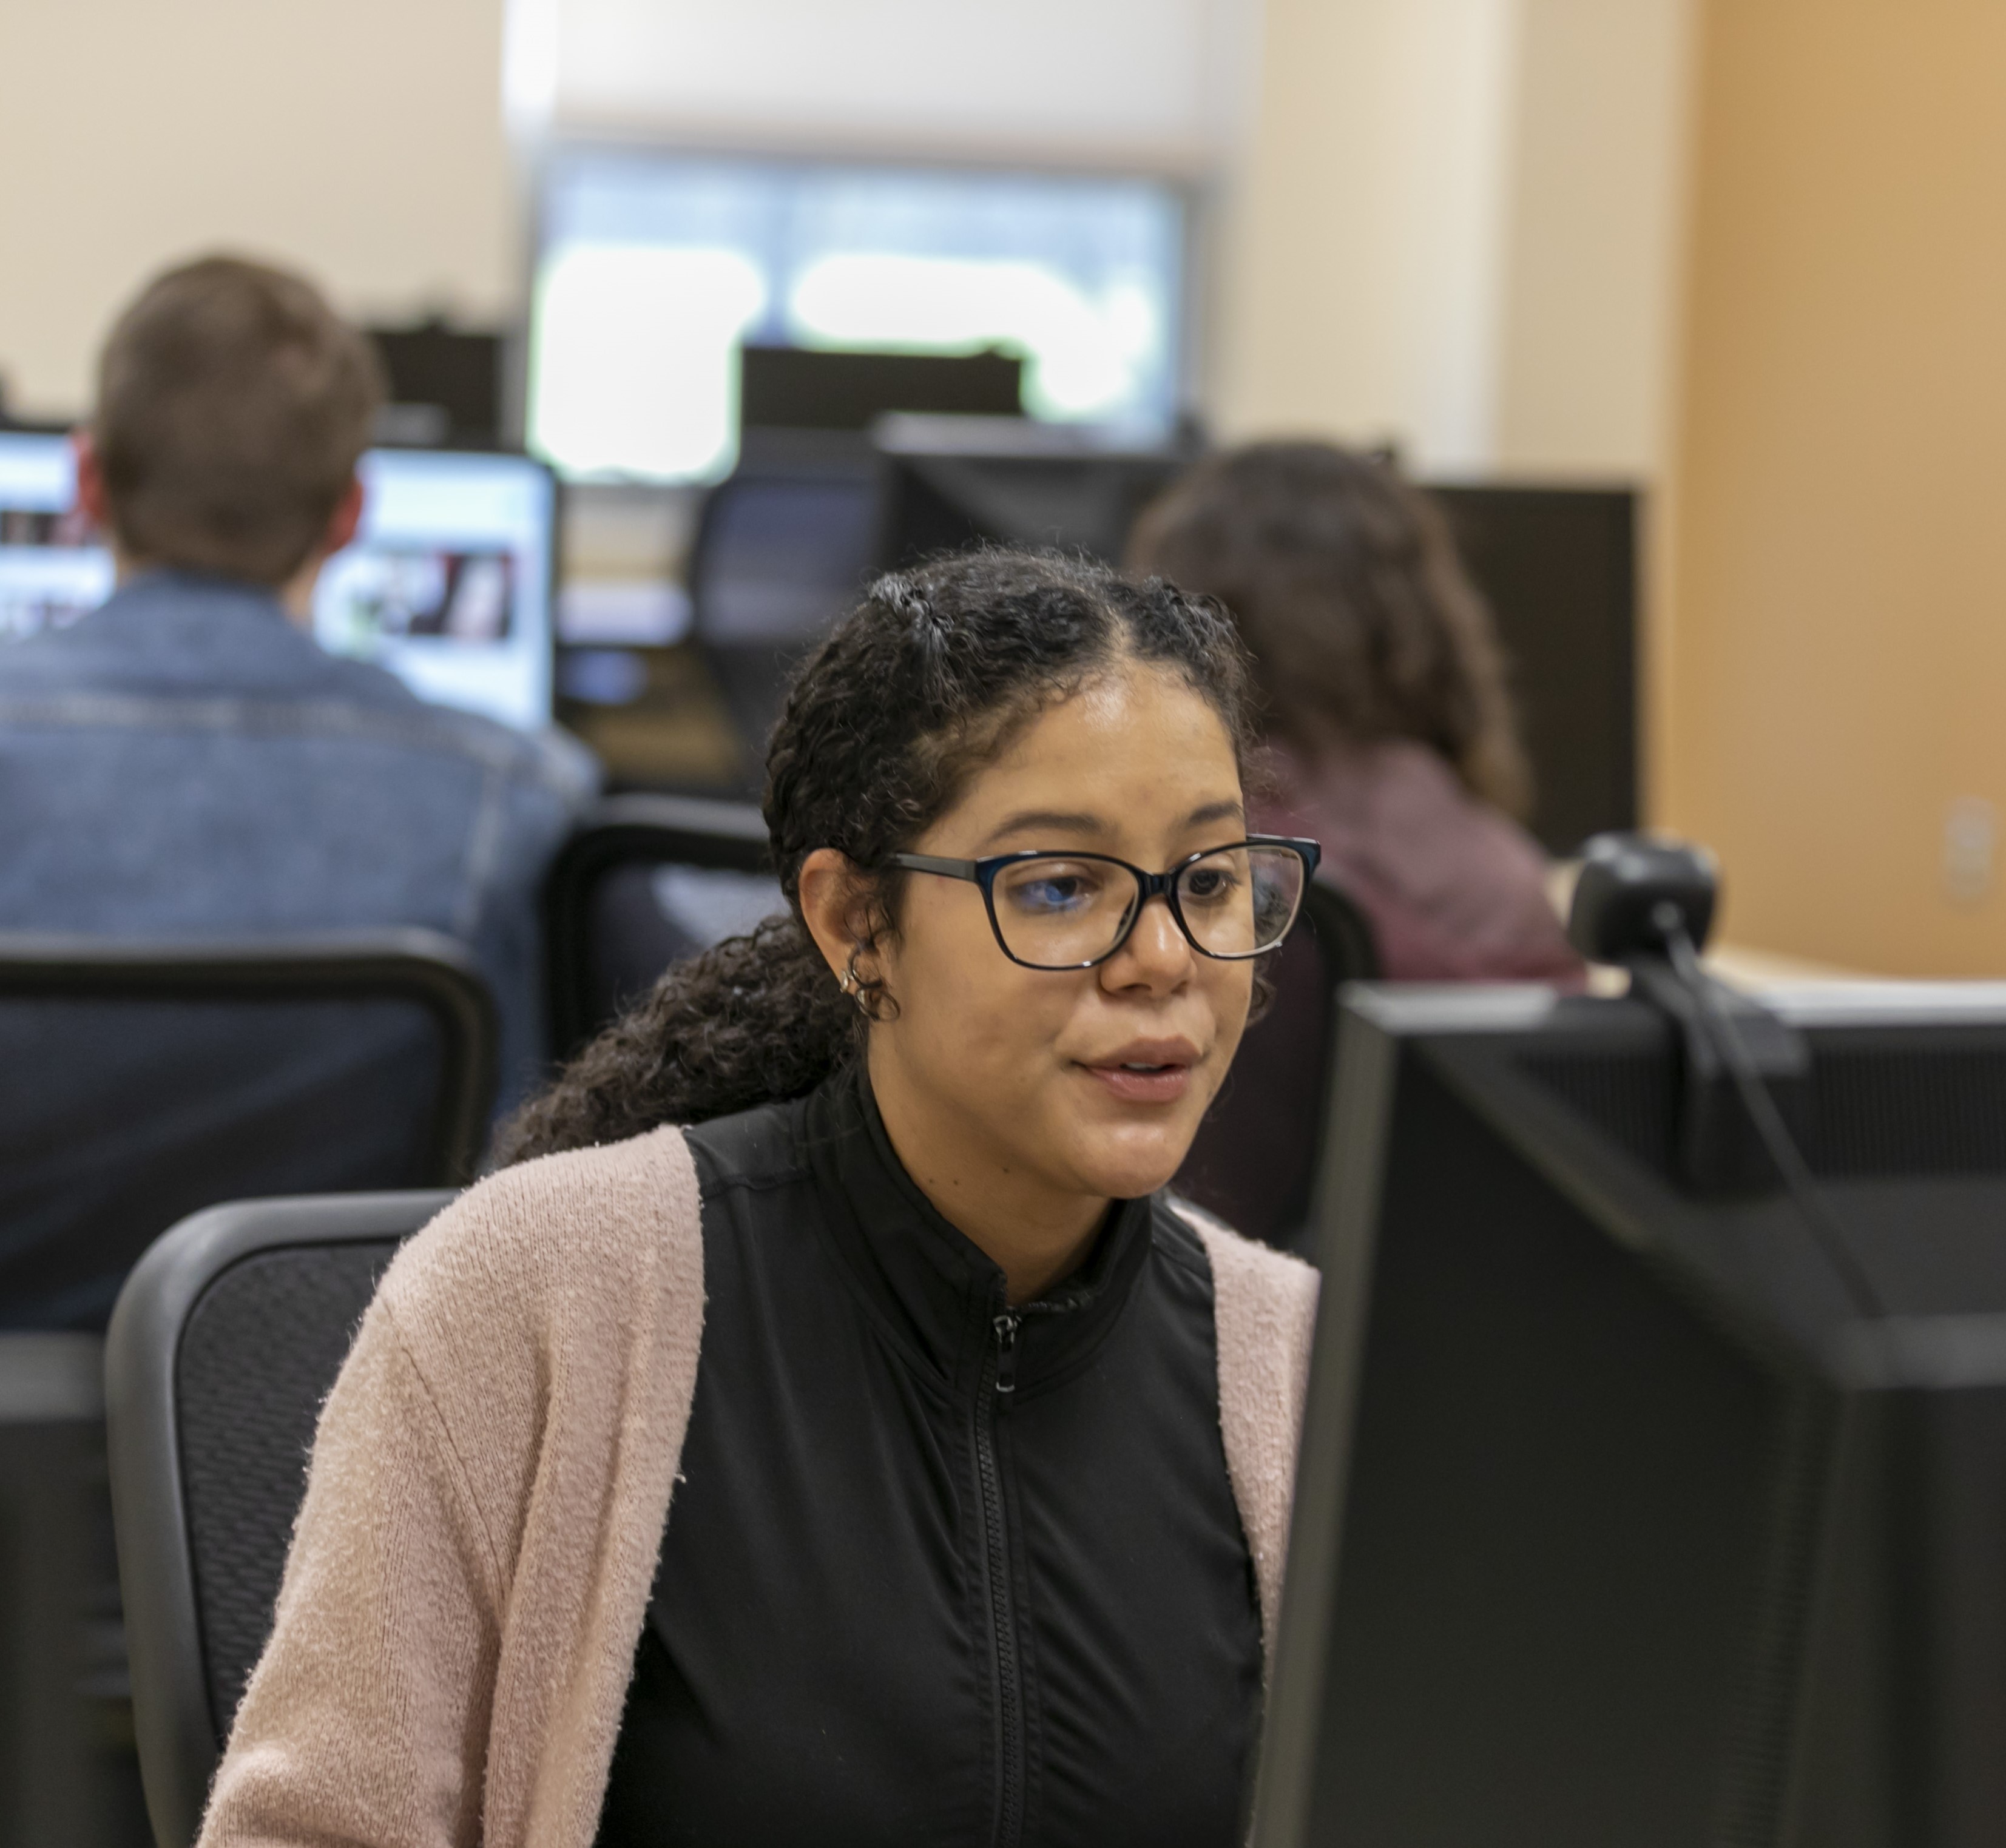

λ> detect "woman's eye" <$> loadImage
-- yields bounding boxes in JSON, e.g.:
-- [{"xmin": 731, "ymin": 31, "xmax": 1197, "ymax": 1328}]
[
  {"xmin": 1015, "ymin": 878, "xmax": 1090, "ymax": 912},
  {"xmin": 1183, "ymin": 867, "xmax": 1241, "ymax": 904},
  {"xmin": 1001, "ymin": 863, "xmax": 1104, "ymax": 913}
]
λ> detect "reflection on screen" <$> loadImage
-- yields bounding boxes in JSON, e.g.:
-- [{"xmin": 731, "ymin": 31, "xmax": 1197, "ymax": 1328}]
[
  {"xmin": 0, "ymin": 433, "xmax": 114, "ymax": 641},
  {"xmin": 312, "ymin": 450, "xmax": 556, "ymax": 731}
]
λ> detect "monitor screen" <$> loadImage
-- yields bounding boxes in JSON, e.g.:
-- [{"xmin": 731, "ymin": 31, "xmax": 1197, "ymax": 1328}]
[
  {"xmin": 311, "ymin": 448, "xmax": 556, "ymax": 731},
  {"xmin": 0, "ymin": 431, "xmax": 114, "ymax": 642},
  {"xmin": 0, "ymin": 437, "xmax": 556, "ymax": 733}
]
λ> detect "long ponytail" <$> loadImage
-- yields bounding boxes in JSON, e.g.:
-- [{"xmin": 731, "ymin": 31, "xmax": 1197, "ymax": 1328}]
[{"xmin": 493, "ymin": 916, "xmax": 854, "ymax": 1163}]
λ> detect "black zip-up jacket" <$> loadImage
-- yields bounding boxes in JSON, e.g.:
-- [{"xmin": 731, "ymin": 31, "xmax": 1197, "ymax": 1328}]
[{"xmin": 595, "ymin": 1065, "xmax": 1265, "ymax": 1847}]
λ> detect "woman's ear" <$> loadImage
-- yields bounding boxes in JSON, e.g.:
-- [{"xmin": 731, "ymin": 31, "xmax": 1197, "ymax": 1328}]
[{"xmin": 797, "ymin": 848, "xmax": 871, "ymax": 988}]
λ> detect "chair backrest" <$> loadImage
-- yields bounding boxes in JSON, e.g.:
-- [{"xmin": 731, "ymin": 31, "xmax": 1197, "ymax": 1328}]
[
  {"xmin": 0, "ymin": 930, "xmax": 495, "ymax": 1330},
  {"xmin": 105, "ymin": 1190, "xmax": 452, "ymax": 1848},
  {"xmin": 544, "ymin": 793, "xmax": 780, "ymax": 1061},
  {"xmin": 1174, "ymin": 880, "xmax": 1380, "ymax": 1255}
]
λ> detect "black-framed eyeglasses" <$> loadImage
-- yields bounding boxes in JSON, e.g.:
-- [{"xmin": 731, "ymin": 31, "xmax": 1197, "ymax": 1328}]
[{"xmin": 889, "ymin": 837, "xmax": 1322, "ymax": 971}]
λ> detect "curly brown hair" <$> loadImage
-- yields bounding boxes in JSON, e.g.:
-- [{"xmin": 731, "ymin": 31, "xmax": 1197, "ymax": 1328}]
[
  {"xmin": 1127, "ymin": 441, "xmax": 1532, "ymax": 818},
  {"xmin": 495, "ymin": 548, "xmax": 1256, "ymax": 1165}
]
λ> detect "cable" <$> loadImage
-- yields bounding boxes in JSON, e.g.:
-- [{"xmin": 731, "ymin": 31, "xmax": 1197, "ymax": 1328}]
[{"xmin": 1654, "ymin": 906, "xmax": 1886, "ymax": 1321}]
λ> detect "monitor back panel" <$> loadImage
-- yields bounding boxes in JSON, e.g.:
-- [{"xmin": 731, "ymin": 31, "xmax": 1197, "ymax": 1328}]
[
  {"xmin": 1261, "ymin": 989, "xmax": 2006, "ymax": 1848},
  {"xmin": 1429, "ymin": 485, "xmax": 1637, "ymax": 855}
]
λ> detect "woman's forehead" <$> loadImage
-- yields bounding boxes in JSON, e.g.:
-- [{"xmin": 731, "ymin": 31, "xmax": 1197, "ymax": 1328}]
[{"xmin": 945, "ymin": 667, "xmax": 1243, "ymax": 850}]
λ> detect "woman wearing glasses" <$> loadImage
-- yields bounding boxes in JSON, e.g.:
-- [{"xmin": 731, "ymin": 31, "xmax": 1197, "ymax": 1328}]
[{"xmin": 200, "ymin": 551, "xmax": 1319, "ymax": 1848}]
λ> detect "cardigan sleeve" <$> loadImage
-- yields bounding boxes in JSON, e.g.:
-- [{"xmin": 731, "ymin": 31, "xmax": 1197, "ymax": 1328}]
[
  {"xmin": 193, "ymin": 1125, "xmax": 708, "ymax": 1848},
  {"xmin": 197, "ymin": 1298, "xmax": 504, "ymax": 1848}
]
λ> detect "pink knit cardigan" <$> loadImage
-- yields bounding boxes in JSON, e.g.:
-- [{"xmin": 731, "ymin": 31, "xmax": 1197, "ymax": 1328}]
[{"xmin": 198, "ymin": 1124, "xmax": 1320, "ymax": 1847}]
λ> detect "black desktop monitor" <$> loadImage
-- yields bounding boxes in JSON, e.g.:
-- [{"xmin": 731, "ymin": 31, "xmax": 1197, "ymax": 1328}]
[
  {"xmin": 738, "ymin": 345, "xmax": 1022, "ymax": 433},
  {"xmin": 1254, "ymin": 981, "xmax": 2006, "ymax": 1848},
  {"xmin": 367, "ymin": 319, "xmax": 505, "ymax": 448},
  {"xmin": 876, "ymin": 418, "xmax": 1187, "ymax": 567},
  {"xmin": 684, "ymin": 436, "xmax": 885, "ymax": 781},
  {"xmin": 1428, "ymin": 485, "xmax": 1637, "ymax": 854}
]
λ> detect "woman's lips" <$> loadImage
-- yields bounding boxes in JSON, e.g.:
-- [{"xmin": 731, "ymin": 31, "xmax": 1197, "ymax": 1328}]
[{"xmin": 1079, "ymin": 1060, "xmax": 1194, "ymax": 1104}]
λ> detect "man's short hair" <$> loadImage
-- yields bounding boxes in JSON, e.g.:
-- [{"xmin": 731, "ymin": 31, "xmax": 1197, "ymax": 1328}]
[{"xmin": 94, "ymin": 255, "xmax": 386, "ymax": 586}]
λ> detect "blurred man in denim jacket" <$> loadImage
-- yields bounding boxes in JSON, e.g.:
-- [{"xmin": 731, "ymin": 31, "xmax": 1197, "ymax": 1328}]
[{"xmin": 0, "ymin": 256, "xmax": 595, "ymax": 1326}]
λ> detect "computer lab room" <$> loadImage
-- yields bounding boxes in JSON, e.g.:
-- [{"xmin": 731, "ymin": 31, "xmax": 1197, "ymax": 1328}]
[{"xmin": 2, "ymin": 1, "xmax": 2003, "ymax": 1843}]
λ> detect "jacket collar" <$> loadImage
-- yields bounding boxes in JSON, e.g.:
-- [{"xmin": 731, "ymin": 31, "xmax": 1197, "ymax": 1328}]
[{"xmin": 801, "ymin": 1064, "xmax": 1153, "ymax": 1400}]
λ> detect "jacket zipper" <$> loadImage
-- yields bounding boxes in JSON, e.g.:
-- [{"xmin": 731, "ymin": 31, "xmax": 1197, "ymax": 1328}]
[{"xmin": 979, "ymin": 1307, "xmax": 1024, "ymax": 1848}]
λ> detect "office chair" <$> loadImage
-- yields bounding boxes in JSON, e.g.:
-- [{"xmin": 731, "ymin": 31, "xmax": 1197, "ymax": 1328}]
[
  {"xmin": 544, "ymin": 792, "xmax": 780, "ymax": 1062},
  {"xmin": 0, "ymin": 929, "xmax": 495, "ymax": 1331},
  {"xmin": 106, "ymin": 1190, "xmax": 451, "ymax": 1848},
  {"xmin": 1174, "ymin": 879, "xmax": 1380, "ymax": 1256},
  {"xmin": 0, "ymin": 934, "xmax": 491, "ymax": 1845}
]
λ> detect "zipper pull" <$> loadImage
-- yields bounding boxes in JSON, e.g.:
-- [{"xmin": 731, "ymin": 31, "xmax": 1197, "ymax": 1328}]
[{"xmin": 993, "ymin": 1310, "xmax": 1021, "ymax": 1395}]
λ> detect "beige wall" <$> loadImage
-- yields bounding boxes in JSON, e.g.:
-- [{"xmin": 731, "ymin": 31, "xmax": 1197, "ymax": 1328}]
[
  {"xmin": 1211, "ymin": 0, "xmax": 1695, "ymax": 480},
  {"xmin": 1494, "ymin": 0, "xmax": 1695, "ymax": 476},
  {"xmin": 0, "ymin": 0, "xmax": 516, "ymax": 420},
  {"xmin": 1664, "ymin": 0, "xmax": 2006, "ymax": 973}
]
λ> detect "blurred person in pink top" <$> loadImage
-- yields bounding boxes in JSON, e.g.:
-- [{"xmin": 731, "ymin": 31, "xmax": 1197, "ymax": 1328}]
[{"xmin": 1129, "ymin": 440, "xmax": 1584, "ymax": 986}]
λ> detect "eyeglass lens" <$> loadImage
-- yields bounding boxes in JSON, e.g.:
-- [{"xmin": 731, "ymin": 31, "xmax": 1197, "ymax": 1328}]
[{"xmin": 989, "ymin": 846, "xmax": 1306, "ymax": 968}]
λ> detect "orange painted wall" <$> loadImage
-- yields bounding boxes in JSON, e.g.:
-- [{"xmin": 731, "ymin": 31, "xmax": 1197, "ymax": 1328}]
[{"xmin": 1664, "ymin": 0, "xmax": 2006, "ymax": 972}]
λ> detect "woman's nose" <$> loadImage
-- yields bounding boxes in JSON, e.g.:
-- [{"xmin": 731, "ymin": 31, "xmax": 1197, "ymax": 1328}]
[{"xmin": 1105, "ymin": 892, "xmax": 1194, "ymax": 989}]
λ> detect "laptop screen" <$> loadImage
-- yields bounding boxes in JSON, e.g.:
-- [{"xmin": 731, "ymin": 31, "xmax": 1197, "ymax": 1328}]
[
  {"xmin": 0, "ymin": 434, "xmax": 556, "ymax": 733},
  {"xmin": 312, "ymin": 448, "xmax": 556, "ymax": 731},
  {"xmin": 0, "ymin": 431, "xmax": 115, "ymax": 642}
]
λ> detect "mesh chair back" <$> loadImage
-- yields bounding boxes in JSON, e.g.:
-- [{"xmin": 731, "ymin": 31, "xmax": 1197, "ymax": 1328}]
[
  {"xmin": 1175, "ymin": 881, "xmax": 1380, "ymax": 1255},
  {"xmin": 106, "ymin": 1192, "xmax": 451, "ymax": 1848},
  {"xmin": 544, "ymin": 794, "xmax": 781, "ymax": 1061},
  {"xmin": 0, "ymin": 931, "xmax": 495, "ymax": 1330}
]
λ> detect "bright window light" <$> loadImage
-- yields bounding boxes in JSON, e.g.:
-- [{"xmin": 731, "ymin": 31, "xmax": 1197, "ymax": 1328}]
[
  {"xmin": 530, "ymin": 246, "xmax": 768, "ymax": 481},
  {"xmin": 529, "ymin": 152, "xmax": 1186, "ymax": 484}
]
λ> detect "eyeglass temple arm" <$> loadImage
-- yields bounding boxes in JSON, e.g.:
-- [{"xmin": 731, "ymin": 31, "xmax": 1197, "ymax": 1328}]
[{"xmin": 890, "ymin": 853, "xmax": 981, "ymax": 882}]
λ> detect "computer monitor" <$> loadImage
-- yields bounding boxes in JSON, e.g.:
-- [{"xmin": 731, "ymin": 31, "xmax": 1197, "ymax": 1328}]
[
  {"xmin": 1428, "ymin": 485, "xmax": 1638, "ymax": 854},
  {"xmin": 876, "ymin": 416, "xmax": 1187, "ymax": 567},
  {"xmin": 0, "ymin": 431, "xmax": 113, "ymax": 642},
  {"xmin": 1, "ymin": 437, "xmax": 556, "ymax": 733},
  {"xmin": 311, "ymin": 448, "xmax": 557, "ymax": 731},
  {"xmin": 684, "ymin": 435, "xmax": 884, "ymax": 783},
  {"xmin": 739, "ymin": 345, "xmax": 1023, "ymax": 433},
  {"xmin": 1253, "ymin": 981, "xmax": 2006, "ymax": 1847}
]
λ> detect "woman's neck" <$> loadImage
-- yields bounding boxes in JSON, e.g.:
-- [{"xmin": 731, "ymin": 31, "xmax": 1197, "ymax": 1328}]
[{"xmin": 865, "ymin": 1047, "xmax": 1109, "ymax": 1305}]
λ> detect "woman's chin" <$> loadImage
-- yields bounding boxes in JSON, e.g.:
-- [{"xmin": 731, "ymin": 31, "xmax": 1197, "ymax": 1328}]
[{"xmin": 1067, "ymin": 1126, "xmax": 1198, "ymax": 1203}]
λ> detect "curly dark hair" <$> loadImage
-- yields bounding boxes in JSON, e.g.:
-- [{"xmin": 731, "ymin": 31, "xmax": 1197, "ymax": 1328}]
[
  {"xmin": 1127, "ymin": 440, "xmax": 1533, "ymax": 818},
  {"xmin": 495, "ymin": 548, "xmax": 1257, "ymax": 1165}
]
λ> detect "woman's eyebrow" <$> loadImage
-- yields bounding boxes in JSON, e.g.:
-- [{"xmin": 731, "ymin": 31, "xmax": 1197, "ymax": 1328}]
[
  {"xmin": 982, "ymin": 809, "xmax": 1108, "ymax": 843},
  {"xmin": 978, "ymin": 797, "xmax": 1247, "ymax": 850}
]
